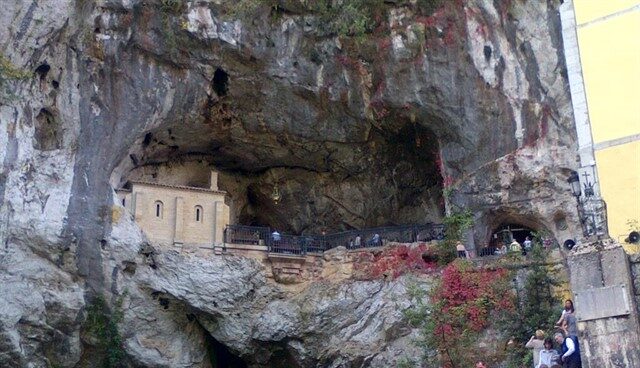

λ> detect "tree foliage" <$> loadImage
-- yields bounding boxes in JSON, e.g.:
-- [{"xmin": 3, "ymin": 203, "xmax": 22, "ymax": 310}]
[
  {"xmin": 85, "ymin": 295, "xmax": 126, "ymax": 368},
  {"xmin": 406, "ymin": 261, "xmax": 514, "ymax": 367},
  {"xmin": 436, "ymin": 210, "xmax": 473, "ymax": 265},
  {"xmin": 499, "ymin": 244, "xmax": 560, "ymax": 368}
]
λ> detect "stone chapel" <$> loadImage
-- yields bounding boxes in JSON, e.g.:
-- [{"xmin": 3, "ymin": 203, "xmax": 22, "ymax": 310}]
[{"xmin": 117, "ymin": 171, "xmax": 230, "ymax": 248}]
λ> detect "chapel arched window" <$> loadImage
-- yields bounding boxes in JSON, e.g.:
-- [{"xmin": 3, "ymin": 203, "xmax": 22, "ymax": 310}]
[
  {"xmin": 154, "ymin": 201, "xmax": 163, "ymax": 218},
  {"xmin": 195, "ymin": 205, "xmax": 203, "ymax": 222}
]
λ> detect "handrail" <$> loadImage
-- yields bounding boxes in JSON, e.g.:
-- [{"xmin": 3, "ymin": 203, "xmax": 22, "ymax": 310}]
[{"xmin": 223, "ymin": 223, "xmax": 446, "ymax": 255}]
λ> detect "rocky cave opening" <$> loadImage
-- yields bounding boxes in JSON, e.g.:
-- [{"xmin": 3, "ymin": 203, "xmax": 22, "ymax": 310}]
[
  {"xmin": 213, "ymin": 68, "xmax": 229, "ymax": 97},
  {"xmin": 112, "ymin": 117, "xmax": 447, "ymax": 235},
  {"xmin": 205, "ymin": 333, "xmax": 248, "ymax": 368}
]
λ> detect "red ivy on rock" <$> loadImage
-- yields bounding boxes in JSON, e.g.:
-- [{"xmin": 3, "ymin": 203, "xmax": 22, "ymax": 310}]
[
  {"xmin": 354, "ymin": 244, "xmax": 437, "ymax": 280},
  {"xmin": 427, "ymin": 261, "xmax": 514, "ymax": 367}
]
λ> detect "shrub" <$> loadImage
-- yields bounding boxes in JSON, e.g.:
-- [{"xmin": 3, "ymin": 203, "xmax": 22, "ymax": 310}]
[
  {"xmin": 407, "ymin": 261, "xmax": 514, "ymax": 367},
  {"xmin": 499, "ymin": 245, "xmax": 560, "ymax": 367},
  {"xmin": 85, "ymin": 295, "xmax": 126, "ymax": 368},
  {"xmin": 435, "ymin": 210, "xmax": 473, "ymax": 265},
  {"xmin": 354, "ymin": 244, "xmax": 437, "ymax": 279}
]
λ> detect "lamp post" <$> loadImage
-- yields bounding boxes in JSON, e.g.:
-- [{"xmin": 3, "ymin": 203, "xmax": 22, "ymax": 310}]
[
  {"xmin": 567, "ymin": 171, "xmax": 581, "ymax": 198},
  {"xmin": 567, "ymin": 170, "xmax": 609, "ymax": 240}
]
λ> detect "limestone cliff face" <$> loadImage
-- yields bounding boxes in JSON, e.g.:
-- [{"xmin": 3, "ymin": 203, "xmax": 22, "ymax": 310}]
[{"xmin": 1, "ymin": 0, "xmax": 578, "ymax": 367}]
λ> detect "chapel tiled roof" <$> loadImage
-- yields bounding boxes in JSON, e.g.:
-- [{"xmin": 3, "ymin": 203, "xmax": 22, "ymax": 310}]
[{"xmin": 127, "ymin": 180, "xmax": 227, "ymax": 195}]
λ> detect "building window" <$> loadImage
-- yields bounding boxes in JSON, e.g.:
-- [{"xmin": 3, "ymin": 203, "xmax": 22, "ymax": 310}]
[
  {"xmin": 195, "ymin": 205, "xmax": 203, "ymax": 222},
  {"xmin": 154, "ymin": 201, "xmax": 163, "ymax": 218}
]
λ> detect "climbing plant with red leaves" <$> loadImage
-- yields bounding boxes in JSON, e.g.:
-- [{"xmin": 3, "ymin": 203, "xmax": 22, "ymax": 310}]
[
  {"xmin": 406, "ymin": 261, "xmax": 514, "ymax": 368},
  {"xmin": 353, "ymin": 244, "xmax": 438, "ymax": 280}
]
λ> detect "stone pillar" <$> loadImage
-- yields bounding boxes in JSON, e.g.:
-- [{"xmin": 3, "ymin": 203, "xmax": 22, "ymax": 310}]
[
  {"xmin": 567, "ymin": 245, "xmax": 640, "ymax": 367},
  {"xmin": 212, "ymin": 201, "xmax": 229, "ymax": 245},
  {"xmin": 210, "ymin": 171, "xmax": 218, "ymax": 191},
  {"xmin": 174, "ymin": 196, "xmax": 184, "ymax": 246},
  {"xmin": 133, "ymin": 192, "xmax": 144, "ymax": 222}
]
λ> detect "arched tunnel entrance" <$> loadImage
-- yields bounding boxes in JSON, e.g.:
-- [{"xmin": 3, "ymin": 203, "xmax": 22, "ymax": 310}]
[
  {"xmin": 490, "ymin": 223, "xmax": 535, "ymax": 247},
  {"xmin": 475, "ymin": 210, "xmax": 560, "ymax": 256}
]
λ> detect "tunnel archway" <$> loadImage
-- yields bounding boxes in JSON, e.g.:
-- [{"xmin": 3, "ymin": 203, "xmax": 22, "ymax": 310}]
[
  {"xmin": 476, "ymin": 209, "xmax": 557, "ymax": 251},
  {"xmin": 490, "ymin": 223, "xmax": 535, "ymax": 247}
]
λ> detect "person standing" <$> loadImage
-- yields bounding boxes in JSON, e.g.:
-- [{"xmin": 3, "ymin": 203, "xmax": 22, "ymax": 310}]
[
  {"xmin": 271, "ymin": 230, "xmax": 281, "ymax": 242},
  {"xmin": 524, "ymin": 236, "xmax": 533, "ymax": 250},
  {"xmin": 562, "ymin": 311, "xmax": 578, "ymax": 338},
  {"xmin": 555, "ymin": 300, "xmax": 576, "ymax": 335},
  {"xmin": 372, "ymin": 233, "xmax": 381, "ymax": 246},
  {"xmin": 354, "ymin": 235, "xmax": 361, "ymax": 248},
  {"xmin": 537, "ymin": 337, "xmax": 560, "ymax": 368},
  {"xmin": 509, "ymin": 239, "xmax": 522, "ymax": 253},
  {"xmin": 554, "ymin": 332, "xmax": 581, "ymax": 368},
  {"xmin": 526, "ymin": 330, "xmax": 545, "ymax": 368}
]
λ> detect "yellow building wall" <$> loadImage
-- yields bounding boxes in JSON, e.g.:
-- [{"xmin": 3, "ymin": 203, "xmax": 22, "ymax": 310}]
[
  {"xmin": 595, "ymin": 142, "xmax": 640, "ymax": 240},
  {"xmin": 576, "ymin": 10, "xmax": 640, "ymax": 144},
  {"xmin": 131, "ymin": 184, "xmax": 229, "ymax": 247},
  {"xmin": 574, "ymin": 0, "xmax": 639, "ymax": 24},
  {"xmin": 574, "ymin": 0, "xmax": 640, "ymax": 250}
]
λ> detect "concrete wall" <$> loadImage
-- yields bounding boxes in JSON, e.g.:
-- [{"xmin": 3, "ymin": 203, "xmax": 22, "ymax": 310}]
[
  {"xmin": 630, "ymin": 253, "xmax": 640, "ymax": 327},
  {"xmin": 567, "ymin": 246, "xmax": 640, "ymax": 367}
]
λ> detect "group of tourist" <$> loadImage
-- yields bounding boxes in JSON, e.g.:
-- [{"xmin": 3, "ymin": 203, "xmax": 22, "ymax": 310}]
[
  {"xmin": 495, "ymin": 236, "xmax": 534, "ymax": 256},
  {"xmin": 460, "ymin": 236, "xmax": 540, "ymax": 259},
  {"xmin": 524, "ymin": 299, "xmax": 581, "ymax": 368},
  {"xmin": 348, "ymin": 233, "xmax": 382, "ymax": 248},
  {"xmin": 475, "ymin": 300, "xmax": 581, "ymax": 368}
]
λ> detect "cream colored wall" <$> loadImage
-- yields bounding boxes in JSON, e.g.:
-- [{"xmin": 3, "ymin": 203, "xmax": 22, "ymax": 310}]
[
  {"xmin": 573, "ymin": 0, "xmax": 640, "ymax": 248},
  {"xmin": 576, "ymin": 9, "xmax": 640, "ymax": 144},
  {"xmin": 595, "ymin": 142, "xmax": 640, "ymax": 241},
  {"xmin": 132, "ymin": 185, "xmax": 177, "ymax": 246},
  {"xmin": 574, "ymin": 0, "xmax": 639, "ymax": 24},
  {"xmin": 130, "ymin": 184, "xmax": 229, "ymax": 247}
]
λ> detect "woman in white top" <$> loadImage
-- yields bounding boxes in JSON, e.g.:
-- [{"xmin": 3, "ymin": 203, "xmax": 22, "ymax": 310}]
[{"xmin": 537, "ymin": 337, "xmax": 560, "ymax": 368}]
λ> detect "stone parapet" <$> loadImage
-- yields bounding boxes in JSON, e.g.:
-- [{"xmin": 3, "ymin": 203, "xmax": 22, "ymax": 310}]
[{"xmin": 567, "ymin": 244, "xmax": 640, "ymax": 367}]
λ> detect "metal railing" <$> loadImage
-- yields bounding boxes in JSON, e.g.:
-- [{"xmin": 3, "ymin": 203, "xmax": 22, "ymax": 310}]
[
  {"xmin": 476, "ymin": 240, "xmax": 556, "ymax": 258},
  {"xmin": 477, "ymin": 247, "xmax": 499, "ymax": 257},
  {"xmin": 223, "ymin": 225, "xmax": 270, "ymax": 246},
  {"xmin": 224, "ymin": 223, "xmax": 446, "ymax": 256}
]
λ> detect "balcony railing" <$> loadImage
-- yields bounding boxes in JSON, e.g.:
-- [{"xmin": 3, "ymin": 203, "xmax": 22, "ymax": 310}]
[
  {"xmin": 223, "ymin": 225, "xmax": 270, "ymax": 246},
  {"xmin": 223, "ymin": 223, "xmax": 446, "ymax": 255}
]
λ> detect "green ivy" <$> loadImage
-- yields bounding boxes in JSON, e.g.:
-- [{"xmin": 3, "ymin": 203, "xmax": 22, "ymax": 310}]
[
  {"xmin": 0, "ymin": 54, "xmax": 30, "ymax": 99},
  {"xmin": 499, "ymin": 245, "xmax": 560, "ymax": 368},
  {"xmin": 159, "ymin": 0, "xmax": 184, "ymax": 14},
  {"xmin": 435, "ymin": 210, "xmax": 474, "ymax": 265},
  {"xmin": 85, "ymin": 295, "xmax": 126, "ymax": 368},
  {"xmin": 227, "ymin": 0, "xmax": 385, "ymax": 38}
]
